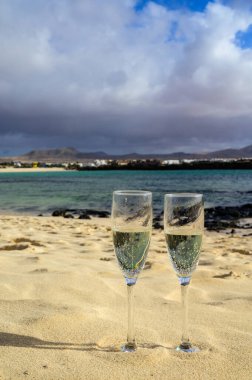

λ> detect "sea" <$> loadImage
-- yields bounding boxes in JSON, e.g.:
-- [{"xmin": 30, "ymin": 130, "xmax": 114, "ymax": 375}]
[{"xmin": 0, "ymin": 170, "xmax": 251, "ymax": 216}]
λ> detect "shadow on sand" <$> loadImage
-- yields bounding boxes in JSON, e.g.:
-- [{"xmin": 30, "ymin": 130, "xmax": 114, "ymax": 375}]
[{"xmin": 0, "ymin": 332, "xmax": 172, "ymax": 352}]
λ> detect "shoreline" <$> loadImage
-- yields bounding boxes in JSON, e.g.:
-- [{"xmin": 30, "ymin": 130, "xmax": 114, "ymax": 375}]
[
  {"xmin": 0, "ymin": 167, "xmax": 68, "ymax": 173},
  {"xmin": 0, "ymin": 211, "xmax": 251, "ymax": 236},
  {"xmin": 0, "ymin": 166, "xmax": 251, "ymax": 173},
  {"xmin": 1, "ymin": 204, "xmax": 252, "ymax": 232}
]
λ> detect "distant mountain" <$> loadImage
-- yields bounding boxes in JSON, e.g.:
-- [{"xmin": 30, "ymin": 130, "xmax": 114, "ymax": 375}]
[
  {"xmin": 20, "ymin": 147, "xmax": 108, "ymax": 161},
  {"xmin": 207, "ymin": 145, "xmax": 252, "ymax": 158},
  {"xmin": 1, "ymin": 144, "xmax": 252, "ymax": 162},
  {"xmin": 104, "ymin": 145, "xmax": 252, "ymax": 160}
]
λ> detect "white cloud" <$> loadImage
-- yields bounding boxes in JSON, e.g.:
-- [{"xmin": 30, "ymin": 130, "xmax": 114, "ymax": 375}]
[{"xmin": 0, "ymin": 0, "xmax": 252, "ymax": 153}]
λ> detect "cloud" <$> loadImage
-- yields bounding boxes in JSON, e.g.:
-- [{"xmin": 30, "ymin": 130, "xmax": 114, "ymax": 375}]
[{"xmin": 0, "ymin": 0, "xmax": 252, "ymax": 154}]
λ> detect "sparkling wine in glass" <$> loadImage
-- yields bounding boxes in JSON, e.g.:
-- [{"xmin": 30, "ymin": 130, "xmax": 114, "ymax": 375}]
[
  {"xmin": 112, "ymin": 190, "xmax": 152, "ymax": 352},
  {"xmin": 164, "ymin": 193, "xmax": 204, "ymax": 353}
]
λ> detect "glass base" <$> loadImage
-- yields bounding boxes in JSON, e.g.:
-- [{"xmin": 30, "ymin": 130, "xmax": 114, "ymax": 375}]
[
  {"xmin": 121, "ymin": 343, "xmax": 137, "ymax": 352},
  {"xmin": 176, "ymin": 343, "xmax": 200, "ymax": 353}
]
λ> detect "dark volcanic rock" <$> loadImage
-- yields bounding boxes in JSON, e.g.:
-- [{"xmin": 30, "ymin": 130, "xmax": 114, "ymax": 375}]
[
  {"xmin": 205, "ymin": 220, "xmax": 238, "ymax": 231},
  {"xmin": 52, "ymin": 209, "xmax": 66, "ymax": 217},
  {"xmin": 83, "ymin": 209, "xmax": 110, "ymax": 218},
  {"xmin": 64, "ymin": 213, "xmax": 74, "ymax": 219},
  {"xmin": 152, "ymin": 204, "xmax": 252, "ymax": 231},
  {"xmin": 79, "ymin": 213, "xmax": 91, "ymax": 220},
  {"xmin": 51, "ymin": 204, "xmax": 252, "ymax": 231},
  {"xmin": 205, "ymin": 204, "xmax": 252, "ymax": 231},
  {"xmin": 52, "ymin": 209, "xmax": 110, "ymax": 219},
  {"xmin": 153, "ymin": 213, "xmax": 163, "ymax": 230}
]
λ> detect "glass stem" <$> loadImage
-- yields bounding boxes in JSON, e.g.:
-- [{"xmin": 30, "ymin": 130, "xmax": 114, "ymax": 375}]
[
  {"xmin": 180, "ymin": 283, "xmax": 191, "ymax": 349},
  {"xmin": 127, "ymin": 284, "xmax": 136, "ymax": 347}
]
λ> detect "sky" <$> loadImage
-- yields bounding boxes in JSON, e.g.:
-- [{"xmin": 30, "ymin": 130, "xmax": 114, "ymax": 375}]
[{"xmin": 0, "ymin": 0, "xmax": 252, "ymax": 156}]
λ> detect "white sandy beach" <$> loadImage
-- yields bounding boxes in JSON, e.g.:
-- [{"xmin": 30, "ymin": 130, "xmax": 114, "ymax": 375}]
[
  {"xmin": 0, "ymin": 168, "xmax": 67, "ymax": 173},
  {"xmin": 0, "ymin": 215, "xmax": 251, "ymax": 379}
]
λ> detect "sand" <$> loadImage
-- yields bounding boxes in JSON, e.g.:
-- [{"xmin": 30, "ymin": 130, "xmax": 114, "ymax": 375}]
[
  {"xmin": 0, "ymin": 215, "xmax": 251, "ymax": 380},
  {"xmin": 0, "ymin": 168, "xmax": 67, "ymax": 173}
]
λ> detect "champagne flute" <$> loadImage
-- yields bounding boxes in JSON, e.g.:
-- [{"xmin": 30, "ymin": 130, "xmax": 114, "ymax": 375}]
[
  {"xmin": 112, "ymin": 190, "xmax": 152, "ymax": 352},
  {"xmin": 164, "ymin": 193, "xmax": 204, "ymax": 353}
]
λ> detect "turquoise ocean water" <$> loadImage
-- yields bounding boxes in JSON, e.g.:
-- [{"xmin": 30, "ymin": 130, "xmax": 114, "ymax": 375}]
[{"xmin": 0, "ymin": 170, "xmax": 251, "ymax": 215}]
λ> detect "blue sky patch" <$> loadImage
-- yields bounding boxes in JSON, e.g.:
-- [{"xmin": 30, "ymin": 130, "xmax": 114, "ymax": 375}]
[
  {"xmin": 134, "ymin": 0, "xmax": 215, "ymax": 13},
  {"xmin": 235, "ymin": 25, "xmax": 252, "ymax": 49}
]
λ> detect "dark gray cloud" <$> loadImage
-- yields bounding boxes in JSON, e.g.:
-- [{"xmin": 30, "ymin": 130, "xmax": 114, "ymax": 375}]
[{"xmin": 0, "ymin": 0, "xmax": 252, "ymax": 155}]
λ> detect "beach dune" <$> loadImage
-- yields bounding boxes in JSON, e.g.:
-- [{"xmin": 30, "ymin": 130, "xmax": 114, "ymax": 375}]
[{"xmin": 0, "ymin": 215, "xmax": 251, "ymax": 379}]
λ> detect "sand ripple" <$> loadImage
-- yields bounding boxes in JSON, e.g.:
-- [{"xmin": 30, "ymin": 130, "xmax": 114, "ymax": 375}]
[{"xmin": 0, "ymin": 216, "xmax": 251, "ymax": 379}]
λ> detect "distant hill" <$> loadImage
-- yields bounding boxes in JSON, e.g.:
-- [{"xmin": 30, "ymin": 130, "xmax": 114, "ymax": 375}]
[
  {"xmin": 114, "ymin": 145, "xmax": 252, "ymax": 160},
  {"xmin": 207, "ymin": 145, "xmax": 252, "ymax": 158},
  {"xmin": 1, "ymin": 144, "xmax": 251, "ymax": 163},
  {"xmin": 20, "ymin": 147, "xmax": 108, "ymax": 161}
]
